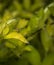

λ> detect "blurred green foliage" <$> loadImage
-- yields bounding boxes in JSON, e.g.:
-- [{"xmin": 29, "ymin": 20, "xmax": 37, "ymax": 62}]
[{"xmin": 0, "ymin": 0, "xmax": 54, "ymax": 65}]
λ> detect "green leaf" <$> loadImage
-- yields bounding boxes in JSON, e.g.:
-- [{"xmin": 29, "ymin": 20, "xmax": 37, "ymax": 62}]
[
  {"xmin": 13, "ymin": 0, "xmax": 22, "ymax": 12},
  {"xmin": 5, "ymin": 39, "xmax": 27, "ymax": 57},
  {"xmin": 42, "ymin": 53, "xmax": 54, "ymax": 65},
  {"xmin": 22, "ymin": 45, "xmax": 41, "ymax": 65},
  {"xmin": 5, "ymin": 42, "xmax": 16, "ymax": 49},
  {"xmin": 4, "ymin": 32, "xmax": 29, "ymax": 43},
  {"xmin": 43, "ymin": 5, "xmax": 52, "ymax": 23},
  {"xmin": 24, "ymin": 45, "xmax": 32, "ymax": 51},
  {"xmin": 6, "ymin": 39, "xmax": 25, "ymax": 47},
  {"xmin": 20, "ymin": 11, "xmax": 33, "ymax": 18},
  {"xmin": 20, "ymin": 26, "xmax": 31, "ymax": 37},
  {"xmin": 17, "ymin": 19, "xmax": 28, "ymax": 30},
  {"xmin": 37, "ymin": 8, "xmax": 44, "ymax": 28},
  {"xmin": 30, "ymin": 0, "xmax": 43, "ymax": 11},
  {"xmin": 48, "ymin": 3, "xmax": 54, "ymax": 16},
  {"xmin": 29, "ymin": 8, "xmax": 44, "ymax": 33},
  {"xmin": 41, "ymin": 28, "xmax": 52, "ymax": 52},
  {"xmin": 23, "ymin": 0, "xmax": 30, "ymax": 10},
  {"xmin": 29, "ymin": 16, "xmax": 40, "ymax": 33}
]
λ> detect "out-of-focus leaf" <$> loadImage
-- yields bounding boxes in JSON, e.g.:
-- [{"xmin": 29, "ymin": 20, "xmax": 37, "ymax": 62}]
[
  {"xmin": 22, "ymin": 45, "xmax": 41, "ymax": 65},
  {"xmin": 5, "ymin": 42, "xmax": 16, "ymax": 49},
  {"xmin": 47, "ymin": 18, "xmax": 54, "ymax": 24},
  {"xmin": 17, "ymin": 19, "xmax": 28, "ymax": 30},
  {"xmin": 36, "ymin": 8, "xmax": 44, "ymax": 18},
  {"xmin": 0, "ymin": 3, "xmax": 4, "ymax": 12},
  {"xmin": 2, "ymin": 26, "xmax": 9, "ymax": 35},
  {"xmin": 41, "ymin": 28, "xmax": 52, "ymax": 52},
  {"xmin": 29, "ymin": 16, "xmax": 39, "ymax": 33},
  {"xmin": 7, "ymin": 19, "xmax": 17, "ymax": 31},
  {"xmin": 10, "ymin": 46, "xmax": 25, "ymax": 57},
  {"xmin": 2, "ymin": 11, "xmax": 13, "ymax": 23},
  {"xmin": 44, "ymin": 6, "xmax": 50, "ymax": 22},
  {"xmin": 0, "ymin": 23, "xmax": 6, "ymax": 34},
  {"xmin": 29, "ymin": 8, "xmax": 45, "ymax": 33},
  {"xmin": 0, "ymin": 47, "xmax": 9, "ymax": 62},
  {"xmin": 6, "ymin": 39, "xmax": 25, "ymax": 47},
  {"xmin": 20, "ymin": 11, "xmax": 33, "ymax": 18},
  {"xmin": 37, "ymin": 8, "xmax": 44, "ymax": 28},
  {"xmin": 4, "ymin": 32, "xmax": 28, "ymax": 43},
  {"xmin": 5, "ymin": 39, "xmax": 27, "ymax": 57},
  {"xmin": 0, "ymin": 0, "xmax": 54, "ymax": 65},
  {"xmin": 24, "ymin": 45, "xmax": 32, "ymax": 51},
  {"xmin": 17, "ymin": 57, "xmax": 29, "ymax": 65},
  {"xmin": 48, "ymin": 3, "xmax": 54, "ymax": 16},
  {"xmin": 23, "ymin": 0, "xmax": 30, "ymax": 10},
  {"xmin": 42, "ymin": 53, "xmax": 54, "ymax": 65},
  {"xmin": 30, "ymin": 0, "xmax": 43, "ymax": 11},
  {"xmin": 6, "ymin": 57, "xmax": 29, "ymax": 65},
  {"xmin": 20, "ymin": 26, "xmax": 31, "ymax": 36},
  {"xmin": 13, "ymin": 0, "xmax": 22, "ymax": 12},
  {"xmin": 46, "ymin": 24, "xmax": 54, "ymax": 36}
]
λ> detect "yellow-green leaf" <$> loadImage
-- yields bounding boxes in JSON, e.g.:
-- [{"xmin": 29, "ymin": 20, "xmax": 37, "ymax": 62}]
[
  {"xmin": 4, "ymin": 32, "xmax": 29, "ymax": 43},
  {"xmin": 2, "ymin": 11, "xmax": 12, "ymax": 23},
  {"xmin": 24, "ymin": 45, "xmax": 32, "ymax": 51},
  {"xmin": 46, "ymin": 24, "xmax": 54, "ymax": 36},
  {"xmin": 0, "ymin": 23, "xmax": 6, "ymax": 34},
  {"xmin": 17, "ymin": 19, "xmax": 28, "ymax": 30},
  {"xmin": 3, "ymin": 26, "xmax": 9, "ymax": 35},
  {"xmin": 5, "ymin": 42, "xmax": 16, "ymax": 49}
]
